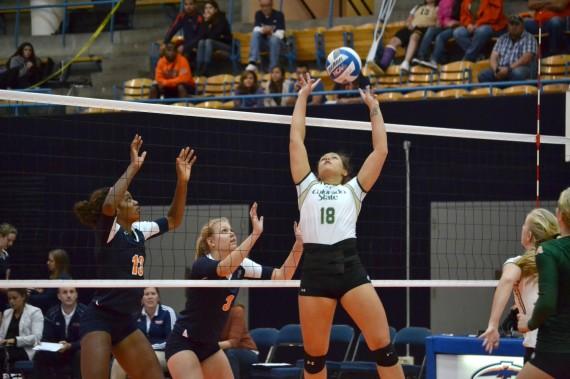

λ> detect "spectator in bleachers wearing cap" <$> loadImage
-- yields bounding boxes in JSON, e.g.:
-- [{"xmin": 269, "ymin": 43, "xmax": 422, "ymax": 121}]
[
  {"xmin": 151, "ymin": 43, "xmax": 196, "ymax": 99},
  {"xmin": 33, "ymin": 287, "xmax": 86, "ymax": 379},
  {"xmin": 284, "ymin": 64, "xmax": 325, "ymax": 106},
  {"xmin": 524, "ymin": 0, "xmax": 570, "ymax": 56},
  {"xmin": 245, "ymin": 0, "xmax": 286, "ymax": 73},
  {"xmin": 332, "ymin": 74, "xmax": 372, "ymax": 105},
  {"xmin": 376, "ymin": 0, "xmax": 439, "ymax": 73},
  {"xmin": 163, "ymin": 0, "xmax": 206, "ymax": 69},
  {"xmin": 478, "ymin": 15, "xmax": 537, "ymax": 82},
  {"xmin": 110, "ymin": 287, "xmax": 176, "ymax": 379},
  {"xmin": 234, "ymin": 70, "xmax": 265, "ymax": 108},
  {"xmin": 452, "ymin": 0, "xmax": 508, "ymax": 62},
  {"xmin": 195, "ymin": 0, "xmax": 233, "ymax": 76}
]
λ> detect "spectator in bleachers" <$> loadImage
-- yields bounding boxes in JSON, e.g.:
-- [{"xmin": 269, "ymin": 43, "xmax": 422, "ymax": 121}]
[
  {"xmin": 414, "ymin": 0, "xmax": 461, "ymax": 68},
  {"xmin": 163, "ymin": 0, "xmax": 206, "ymax": 68},
  {"xmin": 219, "ymin": 304, "xmax": 259, "ymax": 379},
  {"xmin": 525, "ymin": 0, "xmax": 570, "ymax": 56},
  {"xmin": 6, "ymin": 42, "xmax": 43, "ymax": 88},
  {"xmin": 264, "ymin": 66, "xmax": 291, "ymax": 106},
  {"xmin": 478, "ymin": 15, "xmax": 537, "ymax": 82},
  {"xmin": 151, "ymin": 42, "xmax": 196, "ymax": 99},
  {"xmin": 332, "ymin": 74, "xmax": 371, "ymax": 104},
  {"xmin": 234, "ymin": 70, "xmax": 265, "ymax": 108},
  {"xmin": 453, "ymin": 0, "xmax": 508, "ymax": 62},
  {"xmin": 0, "ymin": 223, "xmax": 17, "ymax": 319},
  {"xmin": 245, "ymin": 0, "xmax": 286, "ymax": 73},
  {"xmin": 28, "ymin": 249, "xmax": 72, "ymax": 314},
  {"xmin": 196, "ymin": 0, "xmax": 233, "ymax": 76},
  {"xmin": 376, "ymin": 0, "xmax": 439, "ymax": 72},
  {"xmin": 284, "ymin": 64, "xmax": 325, "ymax": 106},
  {"xmin": 110, "ymin": 287, "xmax": 176, "ymax": 379},
  {"xmin": 0, "ymin": 289, "xmax": 43, "ymax": 374},
  {"xmin": 33, "ymin": 287, "xmax": 86, "ymax": 379}
]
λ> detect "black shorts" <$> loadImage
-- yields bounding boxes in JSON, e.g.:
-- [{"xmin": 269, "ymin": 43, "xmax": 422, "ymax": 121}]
[
  {"xmin": 395, "ymin": 27, "xmax": 428, "ymax": 47},
  {"xmin": 165, "ymin": 324, "xmax": 220, "ymax": 362},
  {"xmin": 80, "ymin": 302, "xmax": 138, "ymax": 345},
  {"xmin": 529, "ymin": 351, "xmax": 570, "ymax": 378},
  {"xmin": 299, "ymin": 239, "xmax": 371, "ymax": 299}
]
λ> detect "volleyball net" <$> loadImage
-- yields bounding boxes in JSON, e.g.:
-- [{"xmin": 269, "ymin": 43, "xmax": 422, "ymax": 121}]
[
  {"xmin": 1, "ymin": 89, "xmax": 569, "ymax": 285},
  {"xmin": 1, "ymin": 89, "xmax": 569, "ymax": 332}
]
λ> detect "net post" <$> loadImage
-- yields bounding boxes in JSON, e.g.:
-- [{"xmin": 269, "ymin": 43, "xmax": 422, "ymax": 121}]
[{"xmin": 404, "ymin": 140, "xmax": 411, "ymax": 356}]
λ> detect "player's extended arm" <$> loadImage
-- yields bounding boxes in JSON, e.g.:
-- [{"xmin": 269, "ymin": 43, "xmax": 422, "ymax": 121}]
[
  {"xmin": 217, "ymin": 203, "xmax": 264, "ymax": 277},
  {"xmin": 480, "ymin": 263, "xmax": 521, "ymax": 353},
  {"xmin": 102, "ymin": 135, "xmax": 146, "ymax": 216},
  {"xmin": 357, "ymin": 88, "xmax": 388, "ymax": 192},
  {"xmin": 272, "ymin": 222, "xmax": 304, "ymax": 280},
  {"xmin": 167, "ymin": 147, "xmax": 196, "ymax": 230},
  {"xmin": 290, "ymin": 74, "xmax": 320, "ymax": 184}
]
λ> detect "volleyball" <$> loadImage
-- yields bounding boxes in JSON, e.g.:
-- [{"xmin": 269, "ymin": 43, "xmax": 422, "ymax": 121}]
[{"xmin": 326, "ymin": 47, "xmax": 362, "ymax": 84}]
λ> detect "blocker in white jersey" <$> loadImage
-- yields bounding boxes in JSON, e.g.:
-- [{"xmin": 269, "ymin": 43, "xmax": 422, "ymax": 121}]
[{"xmin": 297, "ymin": 172, "xmax": 366, "ymax": 245}]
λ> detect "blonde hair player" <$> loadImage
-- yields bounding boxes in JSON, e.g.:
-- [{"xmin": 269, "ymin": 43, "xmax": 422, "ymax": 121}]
[
  {"xmin": 289, "ymin": 73, "xmax": 404, "ymax": 379},
  {"xmin": 479, "ymin": 208, "xmax": 559, "ymax": 362},
  {"xmin": 517, "ymin": 187, "xmax": 570, "ymax": 379},
  {"xmin": 165, "ymin": 205, "xmax": 304, "ymax": 379}
]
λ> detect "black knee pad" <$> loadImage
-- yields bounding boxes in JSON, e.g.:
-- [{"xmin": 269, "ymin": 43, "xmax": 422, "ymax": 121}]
[
  {"xmin": 304, "ymin": 352, "xmax": 327, "ymax": 374},
  {"xmin": 373, "ymin": 343, "xmax": 399, "ymax": 367}
]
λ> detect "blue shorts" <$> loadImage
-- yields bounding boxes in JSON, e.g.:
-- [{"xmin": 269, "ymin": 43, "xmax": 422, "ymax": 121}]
[
  {"xmin": 80, "ymin": 302, "xmax": 138, "ymax": 345},
  {"xmin": 165, "ymin": 324, "xmax": 220, "ymax": 362}
]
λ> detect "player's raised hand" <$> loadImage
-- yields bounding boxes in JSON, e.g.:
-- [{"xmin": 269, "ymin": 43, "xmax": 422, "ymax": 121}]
[
  {"xmin": 250, "ymin": 202, "xmax": 264, "ymax": 237},
  {"xmin": 130, "ymin": 134, "xmax": 147, "ymax": 171},
  {"xmin": 175, "ymin": 147, "xmax": 197, "ymax": 183},
  {"xmin": 297, "ymin": 73, "xmax": 321, "ymax": 98},
  {"xmin": 359, "ymin": 86, "xmax": 378, "ymax": 110}
]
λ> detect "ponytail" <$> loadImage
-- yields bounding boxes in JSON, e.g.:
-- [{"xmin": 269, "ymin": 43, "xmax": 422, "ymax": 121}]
[
  {"xmin": 195, "ymin": 217, "xmax": 229, "ymax": 259},
  {"xmin": 73, "ymin": 187, "xmax": 110, "ymax": 228}
]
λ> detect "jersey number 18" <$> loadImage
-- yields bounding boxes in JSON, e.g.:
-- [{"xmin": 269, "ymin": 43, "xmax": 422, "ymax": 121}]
[{"xmin": 320, "ymin": 207, "xmax": 336, "ymax": 224}]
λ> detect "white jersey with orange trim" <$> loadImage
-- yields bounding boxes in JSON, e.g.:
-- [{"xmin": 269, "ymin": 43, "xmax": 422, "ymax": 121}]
[
  {"xmin": 296, "ymin": 172, "xmax": 366, "ymax": 245},
  {"xmin": 504, "ymin": 255, "xmax": 538, "ymax": 348}
]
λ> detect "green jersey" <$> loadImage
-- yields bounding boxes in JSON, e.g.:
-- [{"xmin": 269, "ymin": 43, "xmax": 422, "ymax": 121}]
[{"xmin": 528, "ymin": 236, "xmax": 570, "ymax": 353}]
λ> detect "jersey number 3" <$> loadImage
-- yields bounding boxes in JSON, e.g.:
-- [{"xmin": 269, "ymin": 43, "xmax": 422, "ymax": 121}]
[{"xmin": 131, "ymin": 255, "xmax": 144, "ymax": 277}]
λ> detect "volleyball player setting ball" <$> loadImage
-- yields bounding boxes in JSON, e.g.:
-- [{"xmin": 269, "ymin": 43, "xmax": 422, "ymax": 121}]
[
  {"xmin": 74, "ymin": 134, "xmax": 196, "ymax": 379},
  {"xmin": 290, "ymin": 70, "xmax": 404, "ymax": 378}
]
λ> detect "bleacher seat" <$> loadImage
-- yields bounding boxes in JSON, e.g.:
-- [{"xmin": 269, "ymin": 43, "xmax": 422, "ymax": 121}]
[
  {"xmin": 500, "ymin": 85, "xmax": 538, "ymax": 96},
  {"xmin": 439, "ymin": 61, "xmax": 472, "ymax": 85},
  {"xmin": 122, "ymin": 77, "xmax": 153, "ymax": 100}
]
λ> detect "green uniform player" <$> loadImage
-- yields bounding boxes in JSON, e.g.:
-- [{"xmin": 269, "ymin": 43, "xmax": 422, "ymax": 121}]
[{"xmin": 517, "ymin": 187, "xmax": 570, "ymax": 379}]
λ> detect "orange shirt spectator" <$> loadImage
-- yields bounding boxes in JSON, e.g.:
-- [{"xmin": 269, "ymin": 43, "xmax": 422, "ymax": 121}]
[
  {"xmin": 460, "ymin": 0, "xmax": 508, "ymax": 31},
  {"xmin": 151, "ymin": 43, "xmax": 195, "ymax": 99}
]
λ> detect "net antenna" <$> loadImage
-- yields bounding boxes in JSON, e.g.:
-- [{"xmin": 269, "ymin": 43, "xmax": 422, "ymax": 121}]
[{"xmin": 365, "ymin": 0, "xmax": 397, "ymax": 74}]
